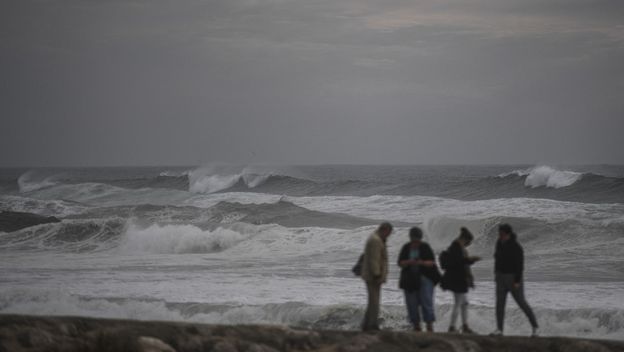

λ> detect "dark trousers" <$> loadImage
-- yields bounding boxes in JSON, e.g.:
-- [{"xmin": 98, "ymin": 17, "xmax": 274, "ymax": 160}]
[
  {"xmin": 362, "ymin": 281, "xmax": 381, "ymax": 331},
  {"xmin": 496, "ymin": 273, "xmax": 538, "ymax": 331},
  {"xmin": 404, "ymin": 277, "xmax": 436, "ymax": 326}
]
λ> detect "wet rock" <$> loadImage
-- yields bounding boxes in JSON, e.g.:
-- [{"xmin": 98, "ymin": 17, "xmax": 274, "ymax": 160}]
[
  {"xmin": 138, "ymin": 336, "xmax": 177, "ymax": 352},
  {"xmin": 0, "ymin": 314, "xmax": 623, "ymax": 352}
]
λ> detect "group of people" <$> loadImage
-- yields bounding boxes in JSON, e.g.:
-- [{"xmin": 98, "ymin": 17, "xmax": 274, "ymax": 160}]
[{"xmin": 359, "ymin": 222, "xmax": 539, "ymax": 337}]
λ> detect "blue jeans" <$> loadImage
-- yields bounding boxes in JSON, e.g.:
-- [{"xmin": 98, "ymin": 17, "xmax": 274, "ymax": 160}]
[{"xmin": 404, "ymin": 276, "xmax": 436, "ymax": 325}]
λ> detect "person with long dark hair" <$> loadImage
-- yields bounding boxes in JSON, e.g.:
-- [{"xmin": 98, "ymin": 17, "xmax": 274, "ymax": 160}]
[{"xmin": 440, "ymin": 227, "xmax": 481, "ymax": 333}]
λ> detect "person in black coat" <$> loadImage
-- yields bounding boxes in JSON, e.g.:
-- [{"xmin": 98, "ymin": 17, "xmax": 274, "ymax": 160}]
[
  {"xmin": 490, "ymin": 223, "xmax": 539, "ymax": 337},
  {"xmin": 397, "ymin": 227, "xmax": 442, "ymax": 332},
  {"xmin": 440, "ymin": 227, "xmax": 480, "ymax": 333}
]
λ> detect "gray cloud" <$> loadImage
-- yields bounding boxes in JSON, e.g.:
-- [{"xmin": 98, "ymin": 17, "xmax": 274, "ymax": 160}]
[{"xmin": 1, "ymin": 0, "xmax": 623, "ymax": 166}]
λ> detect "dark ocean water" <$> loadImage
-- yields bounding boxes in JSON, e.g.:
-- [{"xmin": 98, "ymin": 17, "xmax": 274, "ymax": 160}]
[{"xmin": 1, "ymin": 165, "xmax": 623, "ymax": 339}]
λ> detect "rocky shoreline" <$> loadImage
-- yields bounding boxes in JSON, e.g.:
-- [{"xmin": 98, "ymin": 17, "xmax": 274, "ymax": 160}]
[{"xmin": 0, "ymin": 314, "xmax": 622, "ymax": 352}]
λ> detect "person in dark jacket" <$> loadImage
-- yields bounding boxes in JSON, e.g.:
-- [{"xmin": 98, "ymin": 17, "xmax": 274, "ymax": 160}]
[
  {"xmin": 440, "ymin": 227, "xmax": 481, "ymax": 333},
  {"xmin": 490, "ymin": 223, "xmax": 539, "ymax": 337},
  {"xmin": 397, "ymin": 227, "xmax": 442, "ymax": 332}
]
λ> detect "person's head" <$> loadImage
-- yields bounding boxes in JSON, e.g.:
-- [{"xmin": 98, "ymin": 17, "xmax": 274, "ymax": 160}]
[
  {"xmin": 409, "ymin": 227, "xmax": 423, "ymax": 245},
  {"xmin": 498, "ymin": 223, "xmax": 513, "ymax": 242},
  {"xmin": 377, "ymin": 222, "xmax": 393, "ymax": 239},
  {"xmin": 458, "ymin": 227, "xmax": 474, "ymax": 247}
]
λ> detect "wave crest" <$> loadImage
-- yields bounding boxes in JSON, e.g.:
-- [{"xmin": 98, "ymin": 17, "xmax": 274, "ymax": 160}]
[
  {"xmin": 500, "ymin": 165, "xmax": 583, "ymax": 189},
  {"xmin": 17, "ymin": 171, "xmax": 60, "ymax": 193},
  {"xmin": 524, "ymin": 166, "xmax": 583, "ymax": 188},
  {"xmin": 188, "ymin": 166, "xmax": 275, "ymax": 194},
  {"xmin": 119, "ymin": 222, "xmax": 253, "ymax": 254}
]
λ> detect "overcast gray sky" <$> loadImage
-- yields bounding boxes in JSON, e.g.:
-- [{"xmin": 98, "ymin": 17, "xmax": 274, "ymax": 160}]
[{"xmin": 1, "ymin": 0, "xmax": 623, "ymax": 166}]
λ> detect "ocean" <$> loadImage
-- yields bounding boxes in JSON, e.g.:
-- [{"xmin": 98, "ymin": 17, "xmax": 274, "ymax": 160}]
[{"xmin": 1, "ymin": 165, "xmax": 623, "ymax": 339}]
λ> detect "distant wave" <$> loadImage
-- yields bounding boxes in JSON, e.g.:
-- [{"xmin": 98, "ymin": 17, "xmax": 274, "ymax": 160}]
[
  {"xmin": 424, "ymin": 214, "xmax": 624, "ymax": 250},
  {"xmin": 183, "ymin": 165, "xmax": 624, "ymax": 203},
  {"xmin": 9, "ymin": 165, "xmax": 624, "ymax": 209},
  {"xmin": 485, "ymin": 166, "xmax": 624, "ymax": 203},
  {"xmin": 0, "ymin": 200, "xmax": 379, "ymax": 252},
  {"xmin": 0, "ymin": 218, "xmax": 124, "ymax": 252},
  {"xmin": 0, "ymin": 217, "xmax": 250, "ymax": 254},
  {"xmin": 15, "ymin": 170, "xmax": 190, "ymax": 193},
  {"xmin": 499, "ymin": 165, "xmax": 583, "ymax": 188},
  {"xmin": 159, "ymin": 170, "xmax": 190, "ymax": 177},
  {"xmin": 109, "ymin": 175, "xmax": 189, "ymax": 191},
  {"xmin": 0, "ymin": 195, "xmax": 88, "ymax": 217},
  {"xmin": 206, "ymin": 200, "xmax": 379, "ymax": 229},
  {"xmin": 187, "ymin": 167, "xmax": 277, "ymax": 194},
  {"xmin": 17, "ymin": 171, "xmax": 60, "ymax": 193}
]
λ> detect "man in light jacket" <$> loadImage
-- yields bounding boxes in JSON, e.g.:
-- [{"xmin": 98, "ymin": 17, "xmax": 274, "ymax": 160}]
[{"xmin": 361, "ymin": 222, "xmax": 393, "ymax": 331}]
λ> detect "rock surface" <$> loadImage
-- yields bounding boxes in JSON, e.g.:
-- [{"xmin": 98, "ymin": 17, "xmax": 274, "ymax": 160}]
[
  {"xmin": 0, "ymin": 211, "xmax": 61, "ymax": 232},
  {"xmin": 0, "ymin": 315, "xmax": 623, "ymax": 352}
]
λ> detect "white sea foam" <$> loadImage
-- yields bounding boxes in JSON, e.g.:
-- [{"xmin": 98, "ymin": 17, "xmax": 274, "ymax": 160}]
[
  {"xmin": 159, "ymin": 170, "xmax": 190, "ymax": 177},
  {"xmin": 0, "ymin": 195, "xmax": 87, "ymax": 217},
  {"xmin": 119, "ymin": 222, "xmax": 256, "ymax": 254},
  {"xmin": 189, "ymin": 173, "xmax": 241, "ymax": 193},
  {"xmin": 1, "ymin": 287, "xmax": 623, "ymax": 340},
  {"xmin": 17, "ymin": 171, "xmax": 59, "ymax": 193},
  {"xmin": 500, "ymin": 165, "xmax": 583, "ymax": 188},
  {"xmin": 524, "ymin": 166, "xmax": 583, "ymax": 188},
  {"xmin": 117, "ymin": 219, "xmax": 372, "ymax": 259},
  {"xmin": 291, "ymin": 194, "xmax": 624, "ymax": 226},
  {"xmin": 242, "ymin": 173, "xmax": 271, "ymax": 188},
  {"xmin": 188, "ymin": 166, "xmax": 274, "ymax": 194},
  {"xmin": 498, "ymin": 168, "xmax": 531, "ymax": 177}
]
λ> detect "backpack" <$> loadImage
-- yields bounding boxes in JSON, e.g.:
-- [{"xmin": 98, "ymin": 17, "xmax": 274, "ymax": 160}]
[
  {"xmin": 439, "ymin": 250, "xmax": 450, "ymax": 271},
  {"xmin": 352, "ymin": 254, "xmax": 364, "ymax": 276}
]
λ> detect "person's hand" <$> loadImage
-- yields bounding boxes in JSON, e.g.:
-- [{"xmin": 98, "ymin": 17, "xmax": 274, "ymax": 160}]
[
  {"xmin": 471, "ymin": 256, "xmax": 482, "ymax": 262},
  {"xmin": 513, "ymin": 282, "xmax": 521, "ymax": 290},
  {"xmin": 421, "ymin": 260, "xmax": 435, "ymax": 267}
]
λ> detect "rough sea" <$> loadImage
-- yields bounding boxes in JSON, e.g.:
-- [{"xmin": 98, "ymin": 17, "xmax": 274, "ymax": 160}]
[{"xmin": 1, "ymin": 165, "xmax": 623, "ymax": 339}]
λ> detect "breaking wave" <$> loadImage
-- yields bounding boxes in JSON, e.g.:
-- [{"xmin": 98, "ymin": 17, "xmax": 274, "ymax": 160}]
[
  {"xmin": 182, "ymin": 165, "xmax": 624, "ymax": 203},
  {"xmin": 119, "ymin": 222, "xmax": 255, "ymax": 254},
  {"xmin": 188, "ymin": 167, "xmax": 276, "ymax": 194},
  {"xmin": 501, "ymin": 165, "xmax": 583, "ymax": 188},
  {"xmin": 0, "ymin": 195, "xmax": 87, "ymax": 217},
  {"xmin": 11, "ymin": 165, "xmax": 624, "ymax": 204},
  {"xmin": 17, "ymin": 171, "xmax": 60, "ymax": 193},
  {"xmin": 0, "ymin": 200, "xmax": 379, "ymax": 254},
  {"xmin": 0, "ymin": 219, "xmax": 124, "ymax": 252}
]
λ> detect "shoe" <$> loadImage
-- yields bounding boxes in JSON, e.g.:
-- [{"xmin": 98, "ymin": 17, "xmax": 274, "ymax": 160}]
[
  {"xmin": 461, "ymin": 324, "xmax": 475, "ymax": 334},
  {"xmin": 426, "ymin": 323, "xmax": 434, "ymax": 333},
  {"xmin": 489, "ymin": 329, "xmax": 503, "ymax": 337},
  {"xmin": 448, "ymin": 326, "xmax": 457, "ymax": 333},
  {"xmin": 531, "ymin": 327, "xmax": 539, "ymax": 338}
]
